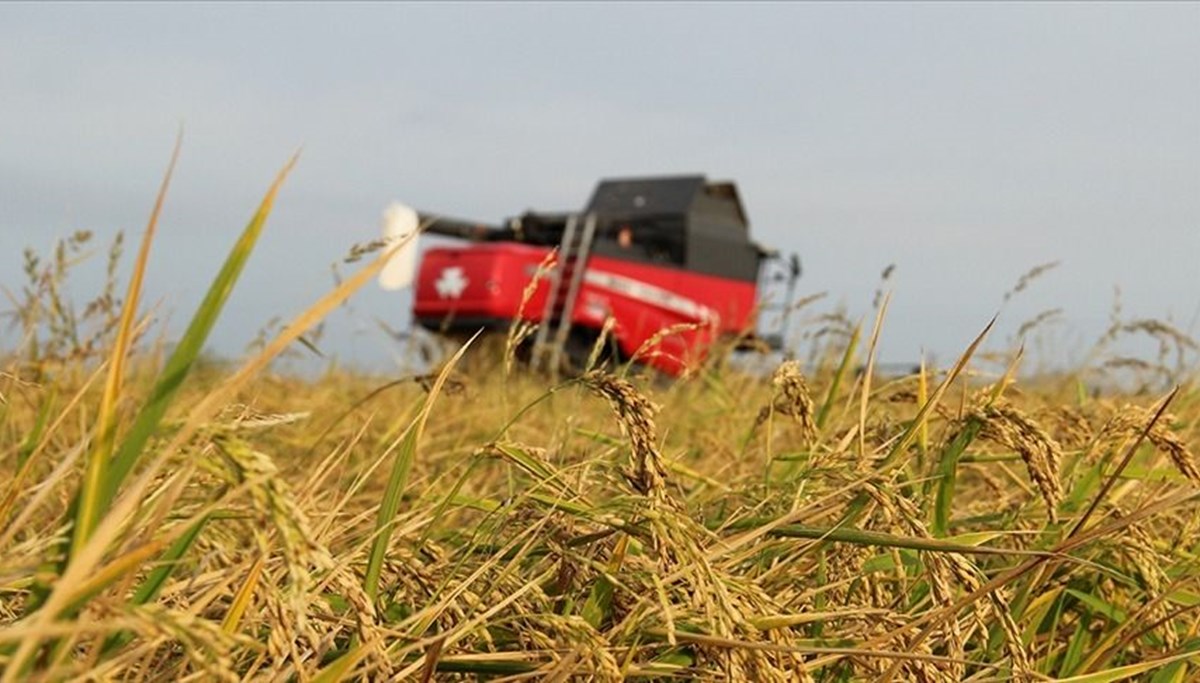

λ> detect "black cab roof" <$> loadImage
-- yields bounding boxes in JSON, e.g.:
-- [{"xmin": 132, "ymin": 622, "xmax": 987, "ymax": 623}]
[{"xmin": 584, "ymin": 175, "xmax": 765, "ymax": 282}]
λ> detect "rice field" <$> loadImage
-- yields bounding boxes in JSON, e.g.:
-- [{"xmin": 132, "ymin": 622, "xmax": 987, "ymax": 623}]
[{"xmin": 2, "ymin": 160, "xmax": 1199, "ymax": 681}]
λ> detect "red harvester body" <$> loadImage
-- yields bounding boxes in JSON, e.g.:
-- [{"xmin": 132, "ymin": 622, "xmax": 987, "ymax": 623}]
[{"xmin": 408, "ymin": 175, "xmax": 792, "ymax": 375}]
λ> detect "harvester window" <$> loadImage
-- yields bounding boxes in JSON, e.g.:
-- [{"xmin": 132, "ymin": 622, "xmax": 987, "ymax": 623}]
[
  {"xmin": 596, "ymin": 218, "xmax": 685, "ymax": 267},
  {"xmin": 617, "ymin": 225, "xmax": 633, "ymax": 249}
]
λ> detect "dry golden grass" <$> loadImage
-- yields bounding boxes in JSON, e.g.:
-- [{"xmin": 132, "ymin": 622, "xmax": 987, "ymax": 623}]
[
  {"xmin": 3, "ymin": 165, "xmax": 1200, "ymax": 681},
  {"xmin": 4, "ymin": 326, "xmax": 1200, "ymax": 681}
]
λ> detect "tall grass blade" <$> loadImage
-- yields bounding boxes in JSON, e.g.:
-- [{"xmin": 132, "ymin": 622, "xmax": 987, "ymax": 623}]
[
  {"xmin": 73, "ymin": 134, "xmax": 182, "ymax": 551},
  {"xmin": 221, "ymin": 554, "xmax": 264, "ymax": 634},
  {"xmin": 16, "ymin": 389, "xmax": 55, "ymax": 469},
  {"xmin": 130, "ymin": 514, "xmax": 210, "ymax": 607},
  {"xmin": 98, "ymin": 514, "xmax": 211, "ymax": 654},
  {"xmin": 932, "ymin": 418, "xmax": 983, "ymax": 536},
  {"xmin": 60, "ymin": 539, "xmax": 169, "ymax": 617},
  {"xmin": 1053, "ymin": 649, "xmax": 1200, "ymax": 683},
  {"xmin": 103, "ymin": 154, "xmax": 299, "ymax": 504},
  {"xmin": 884, "ymin": 315, "xmax": 996, "ymax": 467},
  {"xmin": 311, "ymin": 645, "xmax": 371, "ymax": 683},
  {"xmin": 930, "ymin": 345, "xmax": 1023, "ymax": 534},
  {"xmin": 1148, "ymin": 660, "xmax": 1188, "ymax": 683},
  {"xmin": 858, "ymin": 295, "xmax": 889, "ymax": 458},
  {"xmin": 363, "ymin": 331, "xmax": 481, "ymax": 605},
  {"xmin": 1060, "ymin": 619, "xmax": 1093, "ymax": 677},
  {"xmin": 916, "ymin": 353, "xmax": 929, "ymax": 464},
  {"xmin": 8, "ymin": 156, "xmax": 294, "ymax": 675},
  {"xmin": 816, "ymin": 321, "xmax": 860, "ymax": 429},
  {"xmin": 991, "ymin": 343, "xmax": 1024, "ymax": 404},
  {"xmin": 581, "ymin": 534, "xmax": 628, "ymax": 629},
  {"xmin": 769, "ymin": 524, "xmax": 1046, "ymax": 556}
]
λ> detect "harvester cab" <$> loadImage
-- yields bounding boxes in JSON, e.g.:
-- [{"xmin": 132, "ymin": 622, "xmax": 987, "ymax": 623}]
[{"xmin": 379, "ymin": 175, "xmax": 798, "ymax": 375}]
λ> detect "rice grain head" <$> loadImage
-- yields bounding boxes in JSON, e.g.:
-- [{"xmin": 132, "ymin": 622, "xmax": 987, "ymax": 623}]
[
  {"xmin": 1102, "ymin": 406, "xmax": 1200, "ymax": 485},
  {"xmin": 581, "ymin": 371, "xmax": 672, "ymax": 505},
  {"xmin": 965, "ymin": 401, "xmax": 1063, "ymax": 522},
  {"xmin": 756, "ymin": 360, "xmax": 816, "ymax": 443}
]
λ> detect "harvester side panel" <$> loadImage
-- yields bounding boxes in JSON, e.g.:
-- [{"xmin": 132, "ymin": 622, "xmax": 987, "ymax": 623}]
[
  {"xmin": 412, "ymin": 242, "xmax": 758, "ymax": 375},
  {"xmin": 412, "ymin": 243, "xmax": 552, "ymax": 330},
  {"xmin": 574, "ymin": 255, "xmax": 756, "ymax": 374}
]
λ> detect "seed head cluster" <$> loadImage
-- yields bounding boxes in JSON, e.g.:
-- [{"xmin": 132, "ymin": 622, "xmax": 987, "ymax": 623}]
[
  {"xmin": 581, "ymin": 370, "xmax": 672, "ymax": 503},
  {"xmin": 757, "ymin": 359, "xmax": 817, "ymax": 442},
  {"xmin": 965, "ymin": 401, "xmax": 1064, "ymax": 522}
]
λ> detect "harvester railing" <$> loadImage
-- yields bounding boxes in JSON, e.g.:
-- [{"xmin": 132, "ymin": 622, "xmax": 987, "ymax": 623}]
[{"xmin": 532, "ymin": 212, "xmax": 597, "ymax": 373}]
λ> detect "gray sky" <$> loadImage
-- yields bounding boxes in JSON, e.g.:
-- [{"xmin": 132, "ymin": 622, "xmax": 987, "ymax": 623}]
[{"xmin": 2, "ymin": 3, "xmax": 1198, "ymax": 371}]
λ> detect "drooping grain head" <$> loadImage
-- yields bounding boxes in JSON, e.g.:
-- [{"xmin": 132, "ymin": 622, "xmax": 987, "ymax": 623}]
[
  {"xmin": 1102, "ymin": 405, "xmax": 1200, "ymax": 485},
  {"xmin": 756, "ymin": 360, "xmax": 817, "ymax": 442},
  {"xmin": 580, "ymin": 371, "xmax": 671, "ymax": 503},
  {"xmin": 967, "ymin": 401, "xmax": 1064, "ymax": 523}
]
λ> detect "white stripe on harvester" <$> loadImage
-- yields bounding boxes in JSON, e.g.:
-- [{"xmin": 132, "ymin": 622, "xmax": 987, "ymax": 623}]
[{"xmin": 582, "ymin": 270, "xmax": 718, "ymax": 323}]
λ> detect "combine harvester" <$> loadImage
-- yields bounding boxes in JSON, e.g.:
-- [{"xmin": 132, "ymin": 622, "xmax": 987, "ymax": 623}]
[{"xmin": 379, "ymin": 175, "xmax": 799, "ymax": 376}]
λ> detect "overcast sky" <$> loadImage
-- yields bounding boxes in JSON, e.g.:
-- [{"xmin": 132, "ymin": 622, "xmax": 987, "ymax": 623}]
[{"xmin": 2, "ymin": 2, "xmax": 1198, "ymax": 371}]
